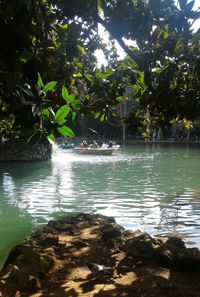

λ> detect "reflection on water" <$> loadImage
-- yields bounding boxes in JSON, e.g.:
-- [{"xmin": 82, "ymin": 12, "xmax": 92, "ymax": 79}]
[{"xmin": 1, "ymin": 144, "xmax": 200, "ymax": 267}]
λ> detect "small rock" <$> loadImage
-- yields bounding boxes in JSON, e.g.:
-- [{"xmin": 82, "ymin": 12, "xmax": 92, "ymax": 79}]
[{"xmin": 101, "ymin": 227, "xmax": 122, "ymax": 243}]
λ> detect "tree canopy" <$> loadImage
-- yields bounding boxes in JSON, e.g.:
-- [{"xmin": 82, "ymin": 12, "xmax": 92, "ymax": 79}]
[{"xmin": 0, "ymin": 0, "xmax": 200, "ymax": 141}]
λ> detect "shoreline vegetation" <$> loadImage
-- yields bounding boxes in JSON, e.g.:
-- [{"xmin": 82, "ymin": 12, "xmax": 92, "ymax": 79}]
[
  {"xmin": 56, "ymin": 137, "xmax": 200, "ymax": 146},
  {"xmin": 1, "ymin": 213, "xmax": 200, "ymax": 297}
]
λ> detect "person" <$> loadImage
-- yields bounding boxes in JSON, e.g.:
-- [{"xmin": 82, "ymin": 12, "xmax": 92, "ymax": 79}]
[
  {"xmin": 107, "ymin": 141, "xmax": 113, "ymax": 148},
  {"xmin": 80, "ymin": 140, "xmax": 88, "ymax": 149},
  {"xmin": 101, "ymin": 142, "xmax": 107, "ymax": 149},
  {"xmin": 92, "ymin": 140, "xmax": 99, "ymax": 148}
]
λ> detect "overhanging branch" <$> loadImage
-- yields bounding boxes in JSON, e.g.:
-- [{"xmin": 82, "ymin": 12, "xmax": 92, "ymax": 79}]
[{"xmin": 96, "ymin": 14, "xmax": 147, "ymax": 70}]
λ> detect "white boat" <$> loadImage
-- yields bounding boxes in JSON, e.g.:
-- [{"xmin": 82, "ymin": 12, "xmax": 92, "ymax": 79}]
[{"xmin": 74, "ymin": 147, "xmax": 115, "ymax": 155}]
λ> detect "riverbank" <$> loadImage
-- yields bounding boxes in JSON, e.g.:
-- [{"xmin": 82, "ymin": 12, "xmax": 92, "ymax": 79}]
[{"xmin": 1, "ymin": 213, "xmax": 200, "ymax": 297}]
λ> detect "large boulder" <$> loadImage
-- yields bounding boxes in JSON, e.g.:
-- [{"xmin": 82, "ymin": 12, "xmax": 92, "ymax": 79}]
[{"xmin": 0, "ymin": 138, "xmax": 52, "ymax": 162}]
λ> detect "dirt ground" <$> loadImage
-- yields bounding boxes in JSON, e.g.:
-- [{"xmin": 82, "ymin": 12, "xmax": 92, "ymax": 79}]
[{"xmin": 1, "ymin": 213, "xmax": 200, "ymax": 297}]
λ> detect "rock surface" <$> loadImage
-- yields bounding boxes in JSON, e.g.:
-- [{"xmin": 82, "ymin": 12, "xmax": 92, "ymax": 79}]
[
  {"xmin": 0, "ymin": 138, "xmax": 52, "ymax": 162},
  {"xmin": 1, "ymin": 213, "xmax": 200, "ymax": 297}
]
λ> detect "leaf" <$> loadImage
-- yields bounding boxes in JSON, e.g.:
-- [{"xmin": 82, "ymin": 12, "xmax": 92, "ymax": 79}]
[
  {"xmin": 76, "ymin": 44, "xmax": 86, "ymax": 55},
  {"xmin": 116, "ymin": 96, "xmax": 124, "ymax": 102},
  {"xmin": 72, "ymin": 99, "xmax": 81, "ymax": 105},
  {"xmin": 62, "ymin": 86, "xmax": 69, "ymax": 101},
  {"xmin": 97, "ymin": 0, "xmax": 102, "ymax": 12},
  {"xmin": 85, "ymin": 74, "xmax": 93, "ymax": 83},
  {"xmin": 94, "ymin": 112, "xmax": 100, "ymax": 119},
  {"xmin": 178, "ymin": 0, "xmax": 187, "ymax": 10},
  {"xmin": 54, "ymin": 105, "xmax": 70, "ymax": 125},
  {"xmin": 68, "ymin": 94, "xmax": 75, "ymax": 103},
  {"xmin": 63, "ymin": 24, "xmax": 68, "ymax": 30},
  {"xmin": 184, "ymin": 10, "xmax": 200, "ymax": 19},
  {"xmin": 95, "ymin": 70, "xmax": 103, "ymax": 79},
  {"xmin": 44, "ymin": 81, "xmax": 57, "ymax": 92},
  {"xmin": 72, "ymin": 112, "xmax": 76, "ymax": 122},
  {"xmin": 100, "ymin": 113, "xmax": 105, "ymax": 122},
  {"xmin": 48, "ymin": 134, "xmax": 55, "ymax": 140},
  {"xmin": 42, "ymin": 108, "xmax": 50, "ymax": 118},
  {"xmin": 37, "ymin": 73, "xmax": 44, "ymax": 89},
  {"xmin": 75, "ymin": 72, "xmax": 83, "ymax": 77},
  {"xmin": 185, "ymin": 0, "xmax": 195, "ymax": 11},
  {"xmin": 58, "ymin": 126, "xmax": 74, "ymax": 137}
]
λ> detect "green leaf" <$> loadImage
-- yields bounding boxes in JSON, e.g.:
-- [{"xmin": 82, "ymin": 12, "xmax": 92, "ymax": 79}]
[
  {"xmin": 75, "ymin": 72, "xmax": 83, "ymax": 77},
  {"xmin": 100, "ymin": 113, "xmax": 105, "ymax": 122},
  {"xmin": 54, "ymin": 105, "xmax": 70, "ymax": 125},
  {"xmin": 44, "ymin": 81, "xmax": 57, "ymax": 92},
  {"xmin": 72, "ymin": 99, "xmax": 81, "ymax": 105},
  {"xmin": 85, "ymin": 74, "xmax": 93, "ymax": 83},
  {"xmin": 163, "ymin": 24, "xmax": 169, "ymax": 39},
  {"xmin": 63, "ymin": 24, "xmax": 68, "ymax": 30},
  {"xmin": 94, "ymin": 112, "xmax": 100, "ymax": 119},
  {"xmin": 116, "ymin": 96, "xmax": 124, "ymax": 102},
  {"xmin": 72, "ymin": 112, "xmax": 77, "ymax": 123},
  {"xmin": 95, "ymin": 70, "xmax": 103, "ymax": 79},
  {"xmin": 42, "ymin": 108, "xmax": 50, "ymax": 118},
  {"xmin": 76, "ymin": 44, "xmax": 86, "ymax": 55},
  {"xmin": 62, "ymin": 86, "xmax": 69, "ymax": 101},
  {"xmin": 37, "ymin": 73, "xmax": 44, "ymax": 89},
  {"xmin": 48, "ymin": 134, "xmax": 55, "ymax": 140},
  {"xmin": 97, "ymin": 0, "xmax": 102, "ymax": 12},
  {"xmin": 67, "ymin": 94, "xmax": 75, "ymax": 103},
  {"xmin": 58, "ymin": 126, "xmax": 74, "ymax": 137},
  {"xmin": 20, "ymin": 58, "xmax": 27, "ymax": 63}
]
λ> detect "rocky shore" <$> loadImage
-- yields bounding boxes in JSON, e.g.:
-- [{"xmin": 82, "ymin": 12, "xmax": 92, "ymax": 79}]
[{"xmin": 1, "ymin": 213, "xmax": 200, "ymax": 297}]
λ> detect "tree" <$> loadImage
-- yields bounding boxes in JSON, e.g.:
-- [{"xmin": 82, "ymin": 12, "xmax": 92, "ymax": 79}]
[
  {"xmin": 0, "ymin": 0, "xmax": 200, "ymax": 142},
  {"xmin": 0, "ymin": 0, "xmax": 101, "ymax": 142}
]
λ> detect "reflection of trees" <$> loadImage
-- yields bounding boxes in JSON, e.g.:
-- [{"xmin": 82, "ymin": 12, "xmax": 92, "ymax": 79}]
[{"xmin": 0, "ymin": 162, "xmax": 52, "ymax": 211}]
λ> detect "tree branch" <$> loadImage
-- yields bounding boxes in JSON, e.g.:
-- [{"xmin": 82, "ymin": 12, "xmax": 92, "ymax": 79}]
[{"xmin": 96, "ymin": 14, "xmax": 147, "ymax": 70}]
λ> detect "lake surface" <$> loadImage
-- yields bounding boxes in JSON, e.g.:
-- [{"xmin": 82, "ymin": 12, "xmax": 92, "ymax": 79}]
[{"xmin": 1, "ymin": 144, "xmax": 200, "ymax": 268}]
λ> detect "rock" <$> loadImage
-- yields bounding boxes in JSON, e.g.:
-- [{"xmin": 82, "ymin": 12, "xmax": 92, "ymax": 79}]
[
  {"xmin": 0, "ymin": 138, "xmax": 52, "ymax": 162},
  {"xmin": 38, "ymin": 234, "xmax": 59, "ymax": 246},
  {"xmin": 101, "ymin": 224, "xmax": 123, "ymax": 243},
  {"xmin": 155, "ymin": 237, "xmax": 185, "ymax": 267},
  {"xmin": 73, "ymin": 240, "xmax": 89, "ymax": 248},
  {"xmin": 2, "ymin": 213, "xmax": 200, "ymax": 297},
  {"xmin": 18, "ymin": 270, "xmax": 41, "ymax": 291},
  {"xmin": 51, "ymin": 221, "xmax": 72, "ymax": 232},
  {"xmin": 166, "ymin": 236, "xmax": 186, "ymax": 251},
  {"xmin": 176, "ymin": 248, "xmax": 200, "ymax": 271},
  {"xmin": 155, "ymin": 245, "xmax": 175, "ymax": 266},
  {"xmin": 42, "ymin": 226, "xmax": 59, "ymax": 235},
  {"xmin": 124, "ymin": 233, "xmax": 159, "ymax": 259}
]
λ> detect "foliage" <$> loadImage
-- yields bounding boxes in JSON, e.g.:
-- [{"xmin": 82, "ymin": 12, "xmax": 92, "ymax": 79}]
[
  {"xmin": 0, "ymin": 0, "xmax": 100, "ymax": 141},
  {"xmin": 0, "ymin": 0, "xmax": 200, "ymax": 141}
]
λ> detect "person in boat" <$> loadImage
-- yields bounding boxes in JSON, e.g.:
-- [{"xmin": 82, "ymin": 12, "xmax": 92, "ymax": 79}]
[
  {"xmin": 101, "ymin": 142, "xmax": 107, "ymax": 149},
  {"xmin": 107, "ymin": 141, "xmax": 113, "ymax": 148},
  {"xmin": 64, "ymin": 139, "xmax": 69, "ymax": 145},
  {"xmin": 91, "ymin": 140, "xmax": 99, "ymax": 148},
  {"xmin": 80, "ymin": 140, "xmax": 88, "ymax": 149}
]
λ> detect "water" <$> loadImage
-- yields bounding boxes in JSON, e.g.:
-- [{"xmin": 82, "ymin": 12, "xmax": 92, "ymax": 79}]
[{"xmin": 1, "ymin": 144, "xmax": 200, "ymax": 268}]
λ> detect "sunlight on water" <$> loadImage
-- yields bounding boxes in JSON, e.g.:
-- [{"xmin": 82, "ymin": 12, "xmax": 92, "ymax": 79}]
[{"xmin": 1, "ymin": 144, "xmax": 200, "ymax": 267}]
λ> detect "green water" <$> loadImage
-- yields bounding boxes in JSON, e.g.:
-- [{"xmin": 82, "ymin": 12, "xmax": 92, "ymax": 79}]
[{"xmin": 1, "ymin": 144, "xmax": 200, "ymax": 268}]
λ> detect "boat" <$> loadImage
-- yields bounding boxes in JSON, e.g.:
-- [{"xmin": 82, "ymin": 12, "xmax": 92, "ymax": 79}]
[
  {"xmin": 74, "ymin": 147, "xmax": 115, "ymax": 155},
  {"xmin": 59, "ymin": 142, "xmax": 75, "ymax": 149}
]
